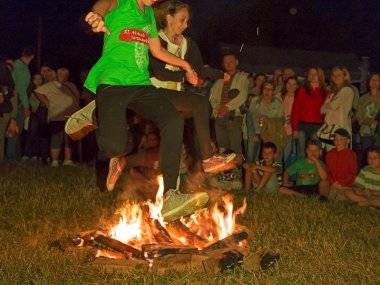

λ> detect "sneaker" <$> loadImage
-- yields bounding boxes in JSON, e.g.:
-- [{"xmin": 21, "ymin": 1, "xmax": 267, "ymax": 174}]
[
  {"xmin": 65, "ymin": 100, "xmax": 97, "ymax": 141},
  {"xmin": 202, "ymin": 153, "xmax": 237, "ymax": 173},
  {"xmin": 106, "ymin": 157, "xmax": 126, "ymax": 191},
  {"xmin": 162, "ymin": 189, "xmax": 209, "ymax": 222},
  {"xmin": 51, "ymin": 160, "xmax": 59, "ymax": 167},
  {"xmin": 62, "ymin": 159, "xmax": 75, "ymax": 166},
  {"xmin": 21, "ymin": 156, "xmax": 29, "ymax": 161}
]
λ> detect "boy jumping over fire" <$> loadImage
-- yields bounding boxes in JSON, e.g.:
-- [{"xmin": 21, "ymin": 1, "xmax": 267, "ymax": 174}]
[{"xmin": 78, "ymin": 0, "xmax": 234, "ymax": 222}]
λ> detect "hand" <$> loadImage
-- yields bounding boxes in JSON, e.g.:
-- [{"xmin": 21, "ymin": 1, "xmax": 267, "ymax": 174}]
[
  {"xmin": 309, "ymin": 156, "xmax": 319, "ymax": 164},
  {"xmin": 85, "ymin": 12, "xmax": 110, "ymax": 35},
  {"xmin": 259, "ymin": 115, "xmax": 268, "ymax": 125},
  {"xmin": 325, "ymin": 94, "xmax": 334, "ymax": 103},
  {"xmin": 252, "ymin": 134, "xmax": 261, "ymax": 142},
  {"xmin": 363, "ymin": 189, "xmax": 371, "ymax": 197},
  {"xmin": 332, "ymin": 181, "xmax": 342, "ymax": 189},
  {"xmin": 24, "ymin": 108, "xmax": 31, "ymax": 118},
  {"xmin": 185, "ymin": 69, "xmax": 198, "ymax": 86},
  {"xmin": 217, "ymin": 105, "xmax": 229, "ymax": 117},
  {"xmin": 6, "ymin": 118, "xmax": 20, "ymax": 138},
  {"xmin": 0, "ymin": 94, "xmax": 4, "ymax": 104},
  {"xmin": 368, "ymin": 117, "xmax": 376, "ymax": 125},
  {"xmin": 282, "ymin": 181, "xmax": 293, "ymax": 188},
  {"xmin": 293, "ymin": 131, "xmax": 299, "ymax": 138},
  {"xmin": 223, "ymin": 73, "xmax": 231, "ymax": 82}
]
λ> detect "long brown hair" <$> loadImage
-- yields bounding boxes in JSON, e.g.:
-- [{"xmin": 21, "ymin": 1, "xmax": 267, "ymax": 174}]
[
  {"xmin": 330, "ymin": 66, "xmax": 351, "ymax": 94},
  {"xmin": 304, "ymin": 66, "xmax": 326, "ymax": 95},
  {"xmin": 281, "ymin": 76, "xmax": 299, "ymax": 98},
  {"xmin": 154, "ymin": 0, "xmax": 191, "ymax": 30}
]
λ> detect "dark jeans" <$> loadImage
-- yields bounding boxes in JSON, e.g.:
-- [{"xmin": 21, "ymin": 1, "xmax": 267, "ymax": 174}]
[
  {"xmin": 215, "ymin": 116, "xmax": 243, "ymax": 155},
  {"xmin": 298, "ymin": 122, "xmax": 322, "ymax": 156},
  {"xmin": 24, "ymin": 107, "xmax": 49, "ymax": 159},
  {"xmin": 95, "ymin": 85, "xmax": 184, "ymax": 190},
  {"xmin": 165, "ymin": 90, "xmax": 213, "ymax": 160}
]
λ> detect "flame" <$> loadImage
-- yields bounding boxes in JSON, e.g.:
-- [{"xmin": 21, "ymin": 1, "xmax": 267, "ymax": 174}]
[
  {"xmin": 107, "ymin": 175, "xmax": 247, "ymax": 254},
  {"xmin": 181, "ymin": 194, "xmax": 247, "ymax": 243},
  {"xmin": 110, "ymin": 202, "xmax": 143, "ymax": 245},
  {"xmin": 147, "ymin": 176, "xmax": 165, "ymax": 227}
]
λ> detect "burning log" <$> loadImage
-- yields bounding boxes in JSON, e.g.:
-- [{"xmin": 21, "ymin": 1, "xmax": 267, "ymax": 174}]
[
  {"xmin": 201, "ymin": 231, "xmax": 249, "ymax": 252},
  {"xmin": 166, "ymin": 221, "xmax": 209, "ymax": 248},
  {"xmin": 92, "ymin": 235, "xmax": 142, "ymax": 258},
  {"xmin": 95, "ymin": 249, "xmax": 127, "ymax": 259},
  {"xmin": 142, "ymin": 244, "xmax": 199, "ymax": 259},
  {"xmin": 148, "ymin": 219, "xmax": 173, "ymax": 244}
]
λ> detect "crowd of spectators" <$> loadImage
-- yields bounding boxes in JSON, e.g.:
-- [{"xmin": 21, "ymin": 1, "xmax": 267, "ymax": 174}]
[{"xmin": 1, "ymin": 0, "xmax": 380, "ymax": 209}]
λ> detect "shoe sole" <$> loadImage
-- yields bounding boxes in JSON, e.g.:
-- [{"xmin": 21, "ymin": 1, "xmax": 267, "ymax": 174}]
[
  {"xmin": 65, "ymin": 100, "xmax": 97, "ymax": 141},
  {"xmin": 162, "ymin": 192, "xmax": 209, "ymax": 223},
  {"xmin": 204, "ymin": 153, "xmax": 237, "ymax": 173}
]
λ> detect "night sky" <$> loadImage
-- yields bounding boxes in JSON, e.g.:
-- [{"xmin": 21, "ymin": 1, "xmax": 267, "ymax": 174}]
[{"xmin": 0, "ymin": 0, "xmax": 378, "ymax": 78}]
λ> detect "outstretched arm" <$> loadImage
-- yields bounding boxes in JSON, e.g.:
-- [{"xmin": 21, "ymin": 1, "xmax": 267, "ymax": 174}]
[
  {"xmin": 84, "ymin": 0, "xmax": 117, "ymax": 34},
  {"xmin": 149, "ymin": 37, "xmax": 197, "ymax": 85}
]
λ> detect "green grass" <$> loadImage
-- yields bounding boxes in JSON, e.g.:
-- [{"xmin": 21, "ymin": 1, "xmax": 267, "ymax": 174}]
[{"xmin": 0, "ymin": 162, "xmax": 379, "ymax": 285}]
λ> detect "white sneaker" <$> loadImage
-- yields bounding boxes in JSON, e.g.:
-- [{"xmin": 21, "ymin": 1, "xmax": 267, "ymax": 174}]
[
  {"xmin": 21, "ymin": 156, "xmax": 29, "ymax": 161},
  {"xmin": 65, "ymin": 100, "xmax": 97, "ymax": 141},
  {"xmin": 62, "ymin": 160, "xmax": 75, "ymax": 166},
  {"xmin": 162, "ymin": 189, "xmax": 209, "ymax": 222},
  {"xmin": 51, "ymin": 160, "xmax": 59, "ymax": 167}
]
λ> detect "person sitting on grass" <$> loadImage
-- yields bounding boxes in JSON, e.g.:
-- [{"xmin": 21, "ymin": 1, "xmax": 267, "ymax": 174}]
[
  {"xmin": 280, "ymin": 139, "xmax": 328, "ymax": 196},
  {"xmin": 325, "ymin": 128, "xmax": 358, "ymax": 200},
  {"xmin": 344, "ymin": 147, "xmax": 380, "ymax": 208},
  {"xmin": 243, "ymin": 142, "xmax": 282, "ymax": 194}
]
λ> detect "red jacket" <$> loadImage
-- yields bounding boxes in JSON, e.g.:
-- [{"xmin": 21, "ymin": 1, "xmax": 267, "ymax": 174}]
[
  {"xmin": 291, "ymin": 86, "xmax": 326, "ymax": 131},
  {"xmin": 325, "ymin": 148, "xmax": 357, "ymax": 187}
]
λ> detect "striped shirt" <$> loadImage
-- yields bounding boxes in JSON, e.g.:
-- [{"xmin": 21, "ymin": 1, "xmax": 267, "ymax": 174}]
[
  {"xmin": 256, "ymin": 160, "xmax": 283, "ymax": 183},
  {"xmin": 354, "ymin": 166, "xmax": 380, "ymax": 194}
]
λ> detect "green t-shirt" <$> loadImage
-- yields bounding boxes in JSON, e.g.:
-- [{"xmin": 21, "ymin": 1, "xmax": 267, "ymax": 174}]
[
  {"xmin": 84, "ymin": 0, "xmax": 158, "ymax": 93},
  {"xmin": 287, "ymin": 158, "xmax": 323, "ymax": 186}
]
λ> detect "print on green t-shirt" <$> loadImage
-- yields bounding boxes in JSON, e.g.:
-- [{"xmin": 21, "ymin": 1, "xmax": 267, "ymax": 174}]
[
  {"xmin": 84, "ymin": 0, "xmax": 159, "ymax": 93},
  {"xmin": 286, "ymin": 158, "xmax": 322, "ymax": 186}
]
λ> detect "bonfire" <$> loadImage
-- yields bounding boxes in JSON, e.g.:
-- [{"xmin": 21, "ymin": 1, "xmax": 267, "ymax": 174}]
[{"xmin": 68, "ymin": 176, "xmax": 268, "ymax": 273}]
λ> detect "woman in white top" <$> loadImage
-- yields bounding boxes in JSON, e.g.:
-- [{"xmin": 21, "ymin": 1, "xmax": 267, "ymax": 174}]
[{"xmin": 321, "ymin": 66, "xmax": 354, "ymax": 148}]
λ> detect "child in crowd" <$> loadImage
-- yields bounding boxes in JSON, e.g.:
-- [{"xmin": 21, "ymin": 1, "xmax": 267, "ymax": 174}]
[
  {"xmin": 325, "ymin": 128, "xmax": 357, "ymax": 200},
  {"xmin": 280, "ymin": 139, "xmax": 328, "ymax": 196},
  {"xmin": 345, "ymin": 147, "xmax": 380, "ymax": 208},
  {"xmin": 244, "ymin": 142, "xmax": 282, "ymax": 194}
]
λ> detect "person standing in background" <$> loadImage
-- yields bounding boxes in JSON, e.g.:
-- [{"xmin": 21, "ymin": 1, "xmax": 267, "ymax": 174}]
[
  {"xmin": 6, "ymin": 47, "xmax": 35, "ymax": 160},
  {"xmin": 0, "ymin": 59, "xmax": 16, "ymax": 162}
]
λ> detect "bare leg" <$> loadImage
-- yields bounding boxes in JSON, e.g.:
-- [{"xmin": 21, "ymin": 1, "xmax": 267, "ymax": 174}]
[
  {"xmin": 256, "ymin": 171, "xmax": 272, "ymax": 191},
  {"xmin": 345, "ymin": 190, "xmax": 369, "ymax": 203},
  {"xmin": 243, "ymin": 165, "xmax": 254, "ymax": 191},
  {"xmin": 279, "ymin": 186, "xmax": 304, "ymax": 197},
  {"xmin": 319, "ymin": 180, "xmax": 330, "ymax": 197}
]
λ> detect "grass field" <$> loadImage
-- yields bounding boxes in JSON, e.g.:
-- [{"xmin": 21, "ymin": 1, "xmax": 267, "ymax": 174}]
[{"xmin": 0, "ymin": 162, "xmax": 379, "ymax": 285}]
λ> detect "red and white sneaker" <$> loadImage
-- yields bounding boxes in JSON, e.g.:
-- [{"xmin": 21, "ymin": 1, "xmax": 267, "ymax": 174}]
[
  {"xmin": 106, "ymin": 157, "xmax": 127, "ymax": 191},
  {"xmin": 202, "ymin": 153, "xmax": 237, "ymax": 174}
]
